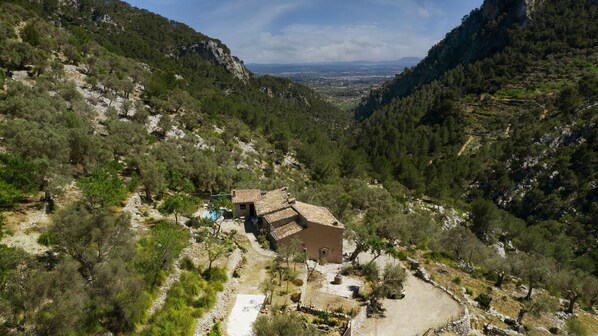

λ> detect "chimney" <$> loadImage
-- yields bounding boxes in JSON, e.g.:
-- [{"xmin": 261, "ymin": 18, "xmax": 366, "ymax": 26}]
[
  {"xmin": 232, "ymin": 190, "xmax": 236, "ymax": 197},
  {"xmin": 288, "ymin": 198, "xmax": 296, "ymax": 204}
]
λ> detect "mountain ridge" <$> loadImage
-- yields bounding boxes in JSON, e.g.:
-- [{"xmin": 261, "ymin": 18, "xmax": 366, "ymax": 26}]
[{"xmin": 355, "ymin": 0, "xmax": 538, "ymax": 120}]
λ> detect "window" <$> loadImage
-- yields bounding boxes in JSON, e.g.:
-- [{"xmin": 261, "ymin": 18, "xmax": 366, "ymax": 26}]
[{"xmin": 240, "ymin": 204, "xmax": 247, "ymax": 210}]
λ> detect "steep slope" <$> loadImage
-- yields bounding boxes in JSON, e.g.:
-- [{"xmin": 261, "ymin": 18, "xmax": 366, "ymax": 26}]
[
  {"xmin": 356, "ymin": 0, "xmax": 536, "ymax": 120},
  {"xmin": 8, "ymin": 0, "xmax": 347, "ymax": 150},
  {"xmin": 0, "ymin": 1, "xmax": 349, "ymax": 334},
  {"xmin": 352, "ymin": 0, "xmax": 598, "ymax": 272}
]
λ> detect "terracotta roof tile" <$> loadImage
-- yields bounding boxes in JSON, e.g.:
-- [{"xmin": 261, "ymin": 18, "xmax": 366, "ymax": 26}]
[
  {"xmin": 232, "ymin": 189, "xmax": 261, "ymax": 203},
  {"xmin": 292, "ymin": 201, "xmax": 344, "ymax": 228},
  {"xmin": 270, "ymin": 221, "xmax": 304, "ymax": 241}
]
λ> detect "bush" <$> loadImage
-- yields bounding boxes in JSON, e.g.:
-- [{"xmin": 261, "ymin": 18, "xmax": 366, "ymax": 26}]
[
  {"xmin": 257, "ymin": 233, "xmax": 269, "ymax": 249},
  {"xmin": 185, "ymin": 216, "xmax": 201, "ymax": 229},
  {"xmin": 37, "ymin": 231, "xmax": 55, "ymax": 246},
  {"xmin": 202, "ymin": 267, "xmax": 227, "ymax": 283},
  {"xmin": 208, "ymin": 322, "xmax": 223, "ymax": 336},
  {"xmin": 293, "ymin": 278, "xmax": 304, "ymax": 286},
  {"xmin": 504, "ymin": 318, "xmax": 518, "ymax": 330},
  {"xmin": 290, "ymin": 292, "xmax": 301, "ymax": 303},
  {"xmin": 452, "ymin": 276, "xmax": 462, "ymax": 285},
  {"xmin": 475, "ymin": 293, "xmax": 492, "ymax": 310},
  {"xmin": 361, "ymin": 262, "xmax": 379, "ymax": 282},
  {"xmin": 548, "ymin": 327, "xmax": 559, "ymax": 334},
  {"xmin": 465, "ymin": 287, "xmax": 474, "ymax": 296},
  {"xmin": 180, "ymin": 257, "xmax": 195, "ymax": 271}
]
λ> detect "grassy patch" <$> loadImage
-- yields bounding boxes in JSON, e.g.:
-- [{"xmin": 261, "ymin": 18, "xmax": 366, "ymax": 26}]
[
  {"xmin": 144, "ymin": 267, "xmax": 227, "ymax": 336},
  {"xmin": 495, "ymin": 87, "xmax": 538, "ymax": 99}
]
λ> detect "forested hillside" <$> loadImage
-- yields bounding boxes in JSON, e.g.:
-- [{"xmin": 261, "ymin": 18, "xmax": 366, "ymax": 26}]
[
  {"xmin": 0, "ymin": 0, "xmax": 347, "ymax": 334},
  {"xmin": 352, "ymin": 0, "xmax": 597, "ymax": 275},
  {"xmin": 1, "ymin": 0, "xmax": 597, "ymax": 334}
]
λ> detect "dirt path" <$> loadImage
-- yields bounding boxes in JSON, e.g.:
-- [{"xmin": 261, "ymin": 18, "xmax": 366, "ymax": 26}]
[{"xmin": 457, "ymin": 136, "xmax": 474, "ymax": 157}]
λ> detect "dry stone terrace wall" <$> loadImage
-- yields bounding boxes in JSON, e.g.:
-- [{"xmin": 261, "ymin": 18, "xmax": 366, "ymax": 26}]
[{"xmin": 193, "ymin": 247, "xmax": 243, "ymax": 336}]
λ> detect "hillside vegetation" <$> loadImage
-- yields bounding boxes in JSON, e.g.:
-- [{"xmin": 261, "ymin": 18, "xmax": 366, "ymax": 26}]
[
  {"xmin": 0, "ymin": 0, "xmax": 596, "ymax": 334},
  {"xmin": 352, "ymin": 0, "xmax": 597, "ymax": 274},
  {"xmin": 0, "ymin": 0, "xmax": 349, "ymax": 334},
  {"xmin": 341, "ymin": 0, "xmax": 598, "ymax": 333}
]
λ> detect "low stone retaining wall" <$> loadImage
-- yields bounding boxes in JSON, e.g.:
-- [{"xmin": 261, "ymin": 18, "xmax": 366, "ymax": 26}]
[
  {"xmin": 343, "ymin": 306, "xmax": 367, "ymax": 336},
  {"xmin": 299, "ymin": 263, "xmax": 309, "ymax": 304},
  {"xmin": 297, "ymin": 303, "xmax": 351, "ymax": 319},
  {"xmin": 407, "ymin": 258, "xmax": 471, "ymax": 336},
  {"xmin": 484, "ymin": 324, "xmax": 525, "ymax": 336}
]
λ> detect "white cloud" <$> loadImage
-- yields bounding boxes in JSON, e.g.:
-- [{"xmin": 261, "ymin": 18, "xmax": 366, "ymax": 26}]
[
  {"xmin": 240, "ymin": 24, "xmax": 436, "ymax": 63},
  {"xmin": 418, "ymin": 7, "xmax": 430, "ymax": 18}
]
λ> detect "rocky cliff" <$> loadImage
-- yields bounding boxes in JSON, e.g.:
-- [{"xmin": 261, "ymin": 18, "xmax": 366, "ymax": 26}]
[{"xmin": 180, "ymin": 41, "xmax": 250, "ymax": 83}]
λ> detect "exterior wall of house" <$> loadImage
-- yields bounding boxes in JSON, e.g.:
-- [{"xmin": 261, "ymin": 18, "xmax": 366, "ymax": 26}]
[
  {"xmin": 232, "ymin": 202, "xmax": 251, "ymax": 218},
  {"xmin": 276, "ymin": 223, "xmax": 344, "ymax": 263}
]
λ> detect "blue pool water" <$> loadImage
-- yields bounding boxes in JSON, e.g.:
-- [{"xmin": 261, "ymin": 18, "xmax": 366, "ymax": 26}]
[{"xmin": 202, "ymin": 209, "xmax": 224, "ymax": 221}]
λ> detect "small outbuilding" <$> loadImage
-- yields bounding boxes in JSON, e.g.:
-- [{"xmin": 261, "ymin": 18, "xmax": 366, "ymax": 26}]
[{"xmin": 231, "ymin": 189, "xmax": 261, "ymax": 218}]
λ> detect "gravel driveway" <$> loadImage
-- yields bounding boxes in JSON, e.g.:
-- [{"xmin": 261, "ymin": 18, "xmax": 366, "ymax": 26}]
[{"xmin": 357, "ymin": 272, "xmax": 462, "ymax": 336}]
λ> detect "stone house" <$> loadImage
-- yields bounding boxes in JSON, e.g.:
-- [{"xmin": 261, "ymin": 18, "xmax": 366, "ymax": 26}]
[
  {"xmin": 231, "ymin": 189, "xmax": 261, "ymax": 218},
  {"xmin": 231, "ymin": 188, "xmax": 344, "ymax": 263}
]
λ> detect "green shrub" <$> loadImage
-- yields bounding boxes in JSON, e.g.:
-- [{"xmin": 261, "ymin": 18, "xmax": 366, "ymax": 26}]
[
  {"xmin": 293, "ymin": 278, "xmax": 303, "ymax": 286},
  {"xmin": 208, "ymin": 322, "xmax": 222, "ymax": 336},
  {"xmin": 180, "ymin": 257, "xmax": 196, "ymax": 271},
  {"xmin": 37, "ymin": 231, "xmax": 55, "ymax": 246},
  {"xmin": 318, "ymin": 311, "xmax": 331, "ymax": 322},
  {"xmin": 202, "ymin": 267, "xmax": 227, "ymax": 282},
  {"xmin": 389, "ymin": 248, "xmax": 409, "ymax": 261},
  {"xmin": 474, "ymin": 293, "xmax": 492, "ymax": 310},
  {"xmin": 452, "ymin": 276, "xmax": 462, "ymax": 285},
  {"xmin": 504, "ymin": 318, "xmax": 518, "ymax": 330},
  {"xmin": 128, "ymin": 172, "xmax": 139, "ymax": 192},
  {"xmin": 195, "ymin": 290, "xmax": 216, "ymax": 309},
  {"xmin": 465, "ymin": 287, "xmax": 474, "ymax": 296},
  {"xmin": 257, "ymin": 233, "xmax": 269, "ymax": 249},
  {"xmin": 361, "ymin": 262, "xmax": 379, "ymax": 282}
]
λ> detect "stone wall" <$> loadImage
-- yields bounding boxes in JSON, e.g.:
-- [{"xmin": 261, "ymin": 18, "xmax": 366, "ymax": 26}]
[
  {"xmin": 193, "ymin": 248, "xmax": 243, "ymax": 336},
  {"xmin": 296, "ymin": 303, "xmax": 350, "ymax": 319},
  {"xmin": 343, "ymin": 306, "xmax": 367, "ymax": 336}
]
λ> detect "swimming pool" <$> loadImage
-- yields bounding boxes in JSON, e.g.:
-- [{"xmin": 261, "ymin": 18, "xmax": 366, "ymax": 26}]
[{"xmin": 202, "ymin": 209, "xmax": 224, "ymax": 221}]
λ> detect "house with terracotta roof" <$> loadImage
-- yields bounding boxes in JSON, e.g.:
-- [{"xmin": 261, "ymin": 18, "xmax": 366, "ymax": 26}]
[{"xmin": 231, "ymin": 188, "xmax": 344, "ymax": 263}]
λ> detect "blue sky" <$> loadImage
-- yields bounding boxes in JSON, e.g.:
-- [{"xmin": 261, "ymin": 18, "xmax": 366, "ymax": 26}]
[{"xmin": 125, "ymin": 0, "xmax": 483, "ymax": 64}]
